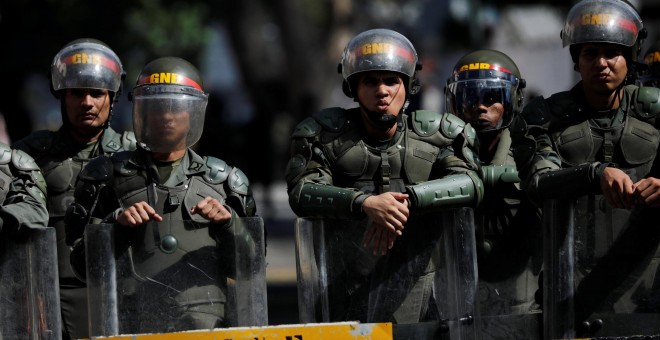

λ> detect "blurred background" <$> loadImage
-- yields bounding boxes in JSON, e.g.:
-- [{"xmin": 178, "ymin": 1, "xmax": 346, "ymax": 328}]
[{"xmin": 1, "ymin": 0, "xmax": 659, "ymax": 325}]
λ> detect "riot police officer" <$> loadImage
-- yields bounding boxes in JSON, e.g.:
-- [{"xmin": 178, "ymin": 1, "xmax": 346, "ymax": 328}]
[
  {"xmin": 66, "ymin": 57, "xmax": 259, "ymax": 334},
  {"xmin": 446, "ymin": 49, "xmax": 542, "ymax": 339},
  {"xmin": 12, "ymin": 38, "xmax": 135, "ymax": 340},
  {"xmin": 511, "ymin": 0, "xmax": 660, "ymax": 337},
  {"xmin": 286, "ymin": 28, "xmax": 483, "ymax": 325},
  {"xmin": 640, "ymin": 39, "xmax": 660, "ymax": 87}
]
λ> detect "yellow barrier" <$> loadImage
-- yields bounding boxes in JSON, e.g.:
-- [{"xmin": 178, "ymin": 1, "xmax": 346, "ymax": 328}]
[{"xmin": 90, "ymin": 322, "xmax": 393, "ymax": 340}]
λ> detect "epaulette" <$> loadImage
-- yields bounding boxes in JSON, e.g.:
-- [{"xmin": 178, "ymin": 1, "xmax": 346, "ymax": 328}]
[
  {"xmin": 410, "ymin": 110, "xmax": 442, "ymax": 137},
  {"xmin": 203, "ymin": 156, "xmax": 230, "ymax": 184}
]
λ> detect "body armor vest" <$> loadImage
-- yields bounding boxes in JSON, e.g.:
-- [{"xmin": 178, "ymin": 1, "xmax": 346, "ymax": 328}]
[
  {"xmin": 314, "ymin": 109, "xmax": 457, "ymax": 194},
  {"xmin": 107, "ymin": 152, "xmax": 233, "ymax": 283},
  {"xmin": 527, "ymin": 85, "xmax": 659, "ymax": 179}
]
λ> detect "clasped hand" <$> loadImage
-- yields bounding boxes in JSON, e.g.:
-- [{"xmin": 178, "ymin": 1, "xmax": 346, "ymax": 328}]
[{"xmin": 117, "ymin": 196, "xmax": 232, "ymax": 227}]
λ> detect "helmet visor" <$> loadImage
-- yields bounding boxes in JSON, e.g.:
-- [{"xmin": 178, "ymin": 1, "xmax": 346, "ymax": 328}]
[
  {"xmin": 341, "ymin": 29, "xmax": 418, "ymax": 80},
  {"xmin": 447, "ymin": 78, "xmax": 516, "ymax": 132},
  {"xmin": 132, "ymin": 85, "xmax": 207, "ymax": 153},
  {"xmin": 51, "ymin": 42, "xmax": 123, "ymax": 92},
  {"xmin": 562, "ymin": 0, "xmax": 642, "ymax": 48}
]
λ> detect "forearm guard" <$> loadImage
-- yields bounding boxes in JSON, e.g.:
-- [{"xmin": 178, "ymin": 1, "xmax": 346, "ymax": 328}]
[
  {"xmin": 480, "ymin": 164, "xmax": 520, "ymax": 187},
  {"xmin": 534, "ymin": 162, "xmax": 604, "ymax": 200},
  {"xmin": 406, "ymin": 173, "xmax": 484, "ymax": 214},
  {"xmin": 289, "ymin": 182, "xmax": 364, "ymax": 219}
]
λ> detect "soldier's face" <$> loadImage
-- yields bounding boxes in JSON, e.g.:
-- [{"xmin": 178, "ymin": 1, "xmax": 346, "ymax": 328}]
[
  {"xmin": 146, "ymin": 110, "xmax": 190, "ymax": 151},
  {"xmin": 463, "ymin": 100, "xmax": 505, "ymax": 131},
  {"xmin": 64, "ymin": 88, "xmax": 111, "ymax": 134},
  {"xmin": 356, "ymin": 71, "xmax": 407, "ymax": 116},
  {"xmin": 577, "ymin": 43, "xmax": 628, "ymax": 95}
]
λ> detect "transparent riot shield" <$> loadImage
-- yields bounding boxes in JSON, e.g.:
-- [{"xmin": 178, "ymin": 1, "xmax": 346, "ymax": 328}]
[
  {"xmin": 295, "ymin": 207, "xmax": 477, "ymax": 332},
  {"xmin": 0, "ymin": 228, "xmax": 62, "ymax": 340},
  {"xmin": 433, "ymin": 207, "xmax": 481, "ymax": 340},
  {"xmin": 85, "ymin": 217, "xmax": 267, "ymax": 337},
  {"xmin": 543, "ymin": 196, "xmax": 660, "ymax": 339}
]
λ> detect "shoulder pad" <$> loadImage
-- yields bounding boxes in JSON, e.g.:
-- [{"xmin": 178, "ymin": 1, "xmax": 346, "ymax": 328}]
[
  {"xmin": 121, "ymin": 131, "xmax": 138, "ymax": 151},
  {"xmin": 633, "ymin": 86, "xmax": 660, "ymax": 119},
  {"xmin": 439, "ymin": 112, "xmax": 466, "ymax": 139},
  {"xmin": 79, "ymin": 155, "xmax": 114, "ymax": 183},
  {"xmin": 291, "ymin": 117, "xmax": 322, "ymax": 138},
  {"xmin": 203, "ymin": 156, "xmax": 230, "ymax": 184},
  {"xmin": 111, "ymin": 151, "xmax": 138, "ymax": 176},
  {"xmin": 11, "ymin": 149, "xmax": 40, "ymax": 171},
  {"xmin": 12, "ymin": 130, "xmax": 54, "ymax": 154},
  {"xmin": 410, "ymin": 110, "xmax": 442, "ymax": 137},
  {"xmin": 312, "ymin": 107, "xmax": 348, "ymax": 133},
  {"xmin": 0, "ymin": 143, "xmax": 11, "ymax": 165},
  {"xmin": 228, "ymin": 166, "xmax": 250, "ymax": 196},
  {"xmin": 463, "ymin": 123, "xmax": 477, "ymax": 146}
]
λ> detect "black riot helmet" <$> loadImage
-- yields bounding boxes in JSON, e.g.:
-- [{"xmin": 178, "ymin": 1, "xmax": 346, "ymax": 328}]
[
  {"xmin": 561, "ymin": 0, "xmax": 646, "ymax": 68},
  {"xmin": 640, "ymin": 40, "xmax": 660, "ymax": 87},
  {"xmin": 339, "ymin": 28, "xmax": 421, "ymax": 98},
  {"xmin": 446, "ymin": 49, "xmax": 526, "ymax": 133},
  {"xmin": 51, "ymin": 38, "xmax": 125, "ymax": 101},
  {"xmin": 130, "ymin": 57, "xmax": 208, "ymax": 153}
]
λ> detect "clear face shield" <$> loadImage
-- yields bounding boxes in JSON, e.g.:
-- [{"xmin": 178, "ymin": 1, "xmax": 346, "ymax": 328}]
[
  {"xmin": 51, "ymin": 41, "xmax": 123, "ymax": 92},
  {"xmin": 561, "ymin": 0, "xmax": 642, "ymax": 48},
  {"xmin": 446, "ymin": 70, "xmax": 518, "ymax": 132},
  {"xmin": 132, "ymin": 85, "xmax": 208, "ymax": 153}
]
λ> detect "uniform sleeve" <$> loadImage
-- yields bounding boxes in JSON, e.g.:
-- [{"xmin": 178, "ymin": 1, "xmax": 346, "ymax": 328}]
[
  {"xmin": 285, "ymin": 134, "xmax": 365, "ymax": 219},
  {"xmin": 0, "ymin": 164, "xmax": 48, "ymax": 234},
  {"xmin": 510, "ymin": 98, "xmax": 563, "ymax": 203}
]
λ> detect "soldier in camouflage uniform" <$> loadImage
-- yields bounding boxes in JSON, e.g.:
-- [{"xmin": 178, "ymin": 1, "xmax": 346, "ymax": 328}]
[
  {"xmin": 286, "ymin": 28, "xmax": 483, "ymax": 324},
  {"xmin": 65, "ymin": 57, "xmax": 257, "ymax": 333},
  {"xmin": 446, "ymin": 49, "xmax": 542, "ymax": 339},
  {"xmin": 12, "ymin": 38, "xmax": 135, "ymax": 340},
  {"xmin": 510, "ymin": 0, "xmax": 660, "ymax": 336}
]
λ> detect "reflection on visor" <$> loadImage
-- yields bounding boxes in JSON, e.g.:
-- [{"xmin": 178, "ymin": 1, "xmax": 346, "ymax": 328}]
[{"xmin": 457, "ymin": 87, "xmax": 506, "ymax": 109}]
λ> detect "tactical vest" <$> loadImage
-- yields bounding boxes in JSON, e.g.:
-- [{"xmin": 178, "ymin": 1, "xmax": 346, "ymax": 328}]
[
  {"xmin": 304, "ymin": 107, "xmax": 466, "ymax": 194},
  {"xmin": 526, "ymin": 85, "xmax": 660, "ymax": 179},
  {"xmin": 14, "ymin": 128, "xmax": 136, "ymax": 218},
  {"xmin": 102, "ymin": 151, "xmax": 240, "ymax": 282}
]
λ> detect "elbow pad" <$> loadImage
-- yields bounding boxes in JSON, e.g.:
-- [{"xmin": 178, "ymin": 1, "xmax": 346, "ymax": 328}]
[
  {"xmin": 480, "ymin": 164, "xmax": 520, "ymax": 188},
  {"xmin": 406, "ymin": 173, "xmax": 484, "ymax": 214},
  {"xmin": 535, "ymin": 162, "xmax": 606, "ymax": 199},
  {"xmin": 290, "ymin": 182, "xmax": 363, "ymax": 219}
]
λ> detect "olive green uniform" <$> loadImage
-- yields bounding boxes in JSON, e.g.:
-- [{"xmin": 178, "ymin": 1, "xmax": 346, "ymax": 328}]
[
  {"xmin": 477, "ymin": 129, "xmax": 542, "ymax": 338},
  {"xmin": 511, "ymin": 83, "xmax": 660, "ymax": 332},
  {"xmin": 0, "ymin": 143, "xmax": 48, "ymax": 234},
  {"xmin": 12, "ymin": 127, "xmax": 135, "ymax": 339},
  {"xmin": 66, "ymin": 147, "xmax": 256, "ymax": 333},
  {"xmin": 286, "ymin": 107, "xmax": 482, "ymax": 323}
]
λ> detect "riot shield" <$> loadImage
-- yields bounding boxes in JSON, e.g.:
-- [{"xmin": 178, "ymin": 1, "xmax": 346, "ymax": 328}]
[
  {"xmin": 295, "ymin": 207, "xmax": 478, "ymax": 332},
  {"xmin": 85, "ymin": 217, "xmax": 267, "ymax": 337},
  {"xmin": 433, "ymin": 207, "xmax": 481, "ymax": 340},
  {"xmin": 543, "ymin": 196, "xmax": 660, "ymax": 339},
  {"xmin": 0, "ymin": 228, "xmax": 62, "ymax": 340}
]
